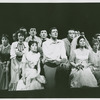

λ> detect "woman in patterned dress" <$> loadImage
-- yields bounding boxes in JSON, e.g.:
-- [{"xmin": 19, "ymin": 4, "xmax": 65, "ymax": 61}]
[{"xmin": 9, "ymin": 30, "xmax": 29, "ymax": 91}]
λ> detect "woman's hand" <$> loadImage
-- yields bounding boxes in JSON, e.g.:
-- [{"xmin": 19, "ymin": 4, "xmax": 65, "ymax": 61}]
[
  {"xmin": 75, "ymin": 62, "xmax": 81, "ymax": 67},
  {"xmin": 75, "ymin": 62, "xmax": 84, "ymax": 70}
]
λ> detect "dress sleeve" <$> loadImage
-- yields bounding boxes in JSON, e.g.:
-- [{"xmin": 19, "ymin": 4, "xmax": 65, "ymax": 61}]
[
  {"xmin": 88, "ymin": 50, "xmax": 93, "ymax": 64},
  {"xmin": 10, "ymin": 42, "xmax": 16, "ymax": 59},
  {"xmin": 22, "ymin": 53, "xmax": 27, "ymax": 63}
]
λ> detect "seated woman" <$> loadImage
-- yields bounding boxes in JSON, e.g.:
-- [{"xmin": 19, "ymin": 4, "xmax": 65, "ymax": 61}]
[
  {"xmin": 91, "ymin": 38, "xmax": 100, "ymax": 86},
  {"xmin": 16, "ymin": 41, "xmax": 46, "ymax": 90},
  {"xmin": 0, "ymin": 34, "xmax": 10, "ymax": 90},
  {"xmin": 70, "ymin": 36, "xmax": 98, "ymax": 88}
]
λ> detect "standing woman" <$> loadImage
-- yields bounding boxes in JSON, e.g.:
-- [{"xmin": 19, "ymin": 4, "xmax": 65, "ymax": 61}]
[
  {"xmin": 0, "ymin": 34, "xmax": 10, "ymax": 90},
  {"xmin": 70, "ymin": 36, "xmax": 98, "ymax": 88},
  {"xmin": 9, "ymin": 30, "xmax": 29, "ymax": 91}
]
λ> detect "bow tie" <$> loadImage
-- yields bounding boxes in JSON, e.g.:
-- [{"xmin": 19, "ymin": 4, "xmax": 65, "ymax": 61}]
[{"xmin": 42, "ymin": 39, "xmax": 46, "ymax": 43}]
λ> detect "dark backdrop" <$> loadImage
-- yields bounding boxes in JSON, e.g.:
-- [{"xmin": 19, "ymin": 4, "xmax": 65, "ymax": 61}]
[
  {"xmin": 0, "ymin": 3, "xmax": 100, "ymax": 98},
  {"xmin": 0, "ymin": 3, "xmax": 100, "ymax": 44}
]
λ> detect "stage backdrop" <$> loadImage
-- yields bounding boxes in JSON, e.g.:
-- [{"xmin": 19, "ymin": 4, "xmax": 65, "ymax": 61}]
[{"xmin": 0, "ymin": 3, "xmax": 100, "ymax": 44}]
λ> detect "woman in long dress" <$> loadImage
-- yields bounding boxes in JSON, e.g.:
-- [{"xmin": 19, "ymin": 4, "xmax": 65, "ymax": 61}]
[
  {"xmin": 70, "ymin": 36, "xmax": 98, "ymax": 88},
  {"xmin": 9, "ymin": 30, "xmax": 29, "ymax": 91},
  {"xmin": 90, "ymin": 38, "xmax": 100, "ymax": 86},
  {"xmin": 0, "ymin": 34, "xmax": 10, "ymax": 90},
  {"xmin": 16, "ymin": 41, "xmax": 46, "ymax": 90}
]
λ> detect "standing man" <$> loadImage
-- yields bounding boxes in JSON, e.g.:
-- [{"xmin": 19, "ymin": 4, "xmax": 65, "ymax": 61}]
[
  {"xmin": 39, "ymin": 29, "xmax": 49, "ymax": 75},
  {"xmin": 95, "ymin": 33, "xmax": 100, "ymax": 50},
  {"xmin": 62, "ymin": 29, "xmax": 75, "ymax": 59},
  {"xmin": 40, "ymin": 29, "xmax": 49, "ymax": 46},
  {"xmin": 25, "ymin": 28, "xmax": 42, "ymax": 47},
  {"xmin": 42, "ymin": 27, "xmax": 69, "ymax": 89}
]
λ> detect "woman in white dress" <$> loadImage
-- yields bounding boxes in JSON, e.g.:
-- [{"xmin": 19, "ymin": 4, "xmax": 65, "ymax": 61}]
[
  {"xmin": 70, "ymin": 36, "xmax": 98, "ymax": 88},
  {"xmin": 16, "ymin": 41, "xmax": 46, "ymax": 90},
  {"xmin": 9, "ymin": 30, "xmax": 29, "ymax": 91}
]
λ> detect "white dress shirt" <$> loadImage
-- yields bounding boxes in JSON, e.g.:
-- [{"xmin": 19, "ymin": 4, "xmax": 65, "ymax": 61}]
[{"xmin": 42, "ymin": 39, "xmax": 67, "ymax": 62}]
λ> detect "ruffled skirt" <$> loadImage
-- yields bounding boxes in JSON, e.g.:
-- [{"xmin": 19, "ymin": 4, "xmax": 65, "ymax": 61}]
[{"xmin": 70, "ymin": 67, "xmax": 98, "ymax": 88}]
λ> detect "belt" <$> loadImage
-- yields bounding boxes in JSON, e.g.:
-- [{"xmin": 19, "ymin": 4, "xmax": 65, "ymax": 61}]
[{"xmin": 44, "ymin": 62, "xmax": 59, "ymax": 68}]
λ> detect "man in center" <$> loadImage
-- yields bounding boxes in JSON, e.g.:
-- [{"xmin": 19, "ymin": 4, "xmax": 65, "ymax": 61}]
[{"xmin": 42, "ymin": 27, "xmax": 69, "ymax": 89}]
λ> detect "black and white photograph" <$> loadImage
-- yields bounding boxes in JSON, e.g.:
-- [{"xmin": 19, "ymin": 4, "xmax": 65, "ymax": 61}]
[{"xmin": 0, "ymin": 1, "xmax": 100, "ymax": 98}]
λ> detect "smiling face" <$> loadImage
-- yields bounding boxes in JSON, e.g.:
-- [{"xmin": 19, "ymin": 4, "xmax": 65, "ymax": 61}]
[
  {"xmin": 18, "ymin": 33, "xmax": 24, "ymax": 42},
  {"xmin": 78, "ymin": 38, "xmax": 86, "ymax": 47},
  {"xmin": 30, "ymin": 42, "xmax": 38, "ymax": 53}
]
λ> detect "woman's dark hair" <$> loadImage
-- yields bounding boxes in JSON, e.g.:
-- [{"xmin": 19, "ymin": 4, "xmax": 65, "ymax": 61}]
[
  {"xmin": 76, "ymin": 36, "xmax": 86, "ymax": 48},
  {"xmin": 17, "ymin": 30, "xmax": 25, "ymax": 37},
  {"xmin": 28, "ymin": 41, "xmax": 38, "ymax": 51}
]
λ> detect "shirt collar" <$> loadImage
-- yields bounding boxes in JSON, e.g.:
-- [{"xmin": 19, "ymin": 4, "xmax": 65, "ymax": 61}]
[
  {"xmin": 41, "ymin": 38, "xmax": 48, "ymax": 41},
  {"xmin": 49, "ymin": 38, "xmax": 61, "ymax": 44},
  {"xmin": 29, "ymin": 35, "xmax": 37, "ymax": 40},
  {"xmin": 2, "ymin": 44, "xmax": 10, "ymax": 49}
]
